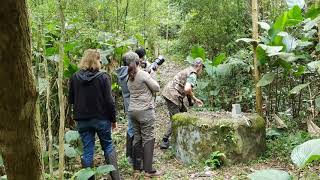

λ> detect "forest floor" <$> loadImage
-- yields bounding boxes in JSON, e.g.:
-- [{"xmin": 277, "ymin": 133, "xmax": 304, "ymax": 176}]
[{"xmin": 94, "ymin": 59, "xmax": 319, "ymax": 180}]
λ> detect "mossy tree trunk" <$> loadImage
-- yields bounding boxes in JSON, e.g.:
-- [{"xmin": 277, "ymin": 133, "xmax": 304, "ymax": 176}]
[
  {"xmin": 0, "ymin": 1, "xmax": 42, "ymax": 179},
  {"xmin": 252, "ymin": 0, "xmax": 263, "ymax": 115}
]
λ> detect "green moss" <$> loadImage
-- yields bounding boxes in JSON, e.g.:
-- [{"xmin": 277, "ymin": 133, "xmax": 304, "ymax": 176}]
[{"xmin": 172, "ymin": 113, "xmax": 199, "ymax": 126}]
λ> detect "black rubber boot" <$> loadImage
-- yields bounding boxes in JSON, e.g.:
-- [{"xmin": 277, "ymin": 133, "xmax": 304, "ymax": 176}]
[
  {"xmin": 160, "ymin": 138, "xmax": 170, "ymax": 149},
  {"xmin": 126, "ymin": 133, "xmax": 134, "ymax": 160},
  {"xmin": 105, "ymin": 150, "xmax": 121, "ymax": 180},
  {"xmin": 132, "ymin": 141, "xmax": 143, "ymax": 171},
  {"xmin": 143, "ymin": 139, "xmax": 162, "ymax": 177}
]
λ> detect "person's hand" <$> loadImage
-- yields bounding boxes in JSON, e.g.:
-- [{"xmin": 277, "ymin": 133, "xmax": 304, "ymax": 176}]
[
  {"xmin": 195, "ymin": 98, "xmax": 204, "ymax": 107},
  {"xmin": 112, "ymin": 122, "xmax": 117, "ymax": 131}
]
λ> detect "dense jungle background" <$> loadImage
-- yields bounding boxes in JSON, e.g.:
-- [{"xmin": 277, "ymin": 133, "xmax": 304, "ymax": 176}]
[{"xmin": 1, "ymin": 0, "xmax": 320, "ymax": 179}]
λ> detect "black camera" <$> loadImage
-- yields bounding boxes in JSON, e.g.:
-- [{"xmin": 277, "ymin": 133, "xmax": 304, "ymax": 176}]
[
  {"xmin": 149, "ymin": 55, "xmax": 165, "ymax": 71},
  {"xmin": 140, "ymin": 55, "xmax": 165, "ymax": 72}
]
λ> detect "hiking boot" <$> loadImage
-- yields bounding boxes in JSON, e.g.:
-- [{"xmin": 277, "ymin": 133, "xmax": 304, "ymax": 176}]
[
  {"xmin": 159, "ymin": 138, "xmax": 169, "ymax": 149},
  {"xmin": 105, "ymin": 150, "xmax": 121, "ymax": 180},
  {"xmin": 143, "ymin": 139, "xmax": 162, "ymax": 177},
  {"xmin": 132, "ymin": 141, "xmax": 143, "ymax": 171},
  {"xmin": 126, "ymin": 133, "xmax": 134, "ymax": 163}
]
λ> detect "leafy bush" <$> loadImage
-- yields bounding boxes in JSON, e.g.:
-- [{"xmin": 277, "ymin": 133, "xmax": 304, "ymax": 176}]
[{"xmin": 204, "ymin": 151, "xmax": 226, "ymax": 169}]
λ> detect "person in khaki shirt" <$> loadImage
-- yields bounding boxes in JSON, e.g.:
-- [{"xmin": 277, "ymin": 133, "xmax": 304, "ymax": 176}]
[
  {"xmin": 126, "ymin": 52, "xmax": 162, "ymax": 177},
  {"xmin": 160, "ymin": 58, "xmax": 204, "ymax": 149}
]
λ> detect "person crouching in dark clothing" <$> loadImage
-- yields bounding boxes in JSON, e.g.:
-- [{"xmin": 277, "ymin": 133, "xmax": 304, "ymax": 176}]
[{"xmin": 69, "ymin": 49, "xmax": 120, "ymax": 180}]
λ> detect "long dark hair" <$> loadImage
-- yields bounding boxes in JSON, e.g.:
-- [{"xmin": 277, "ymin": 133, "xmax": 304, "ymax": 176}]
[{"xmin": 128, "ymin": 61, "xmax": 139, "ymax": 81}]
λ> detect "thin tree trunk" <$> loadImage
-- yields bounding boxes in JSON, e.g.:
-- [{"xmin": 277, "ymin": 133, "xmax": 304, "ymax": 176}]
[
  {"xmin": 123, "ymin": 0, "xmax": 129, "ymax": 32},
  {"xmin": 252, "ymin": 0, "xmax": 263, "ymax": 115},
  {"xmin": 0, "ymin": 1, "xmax": 42, "ymax": 179},
  {"xmin": 116, "ymin": 0, "xmax": 119, "ymax": 32},
  {"xmin": 56, "ymin": 0, "xmax": 66, "ymax": 179},
  {"xmin": 166, "ymin": 0, "xmax": 170, "ymax": 53},
  {"xmin": 44, "ymin": 49, "xmax": 54, "ymax": 177}
]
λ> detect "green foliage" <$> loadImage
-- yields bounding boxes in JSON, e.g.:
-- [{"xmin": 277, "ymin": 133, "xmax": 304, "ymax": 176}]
[
  {"xmin": 257, "ymin": 73, "xmax": 276, "ymax": 87},
  {"xmin": 289, "ymin": 83, "xmax": 309, "ymax": 95},
  {"xmin": 65, "ymin": 130, "xmax": 80, "ymax": 144},
  {"xmin": 71, "ymin": 165, "xmax": 115, "ymax": 180},
  {"xmin": 291, "ymin": 139, "xmax": 320, "ymax": 168},
  {"xmin": 0, "ymin": 175, "xmax": 7, "ymax": 180},
  {"xmin": 248, "ymin": 169, "xmax": 291, "ymax": 180},
  {"xmin": 204, "ymin": 151, "xmax": 225, "ymax": 169}
]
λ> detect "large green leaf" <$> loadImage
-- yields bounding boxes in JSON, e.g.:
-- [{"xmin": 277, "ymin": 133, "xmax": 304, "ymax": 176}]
[
  {"xmin": 248, "ymin": 169, "xmax": 291, "ymax": 180},
  {"xmin": 72, "ymin": 168, "xmax": 95, "ymax": 180},
  {"xmin": 257, "ymin": 73, "xmax": 275, "ymax": 87},
  {"xmin": 96, "ymin": 165, "xmax": 115, "ymax": 175},
  {"xmin": 282, "ymin": 34, "xmax": 297, "ymax": 52},
  {"xmin": 212, "ymin": 53, "xmax": 226, "ymax": 66},
  {"xmin": 64, "ymin": 144, "xmax": 78, "ymax": 158},
  {"xmin": 291, "ymin": 139, "xmax": 320, "ymax": 168},
  {"xmin": 256, "ymin": 46, "xmax": 267, "ymax": 65},
  {"xmin": 306, "ymin": 5, "xmax": 320, "ymax": 20},
  {"xmin": 287, "ymin": 6, "xmax": 303, "ymax": 26},
  {"xmin": 258, "ymin": 22, "xmax": 271, "ymax": 31},
  {"xmin": 190, "ymin": 46, "xmax": 206, "ymax": 60},
  {"xmin": 289, "ymin": 83, "xmax": 309, "ymax": 95},
  {"xmin": 65, "ymin": 130, "xmax": 80, "ymax": 143},
  {"xmin": 0, "ymin": 175, "xmax": 7, "ymax": 180}
]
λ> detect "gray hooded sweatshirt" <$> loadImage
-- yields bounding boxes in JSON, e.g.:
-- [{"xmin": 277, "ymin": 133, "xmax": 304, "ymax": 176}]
[{"xmin": 116, "ymin": 66, "xmax": 130, "ymax": 112}]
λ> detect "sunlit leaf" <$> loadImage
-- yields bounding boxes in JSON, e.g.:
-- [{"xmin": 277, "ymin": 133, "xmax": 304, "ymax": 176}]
[
  {"xmin": 291, "ymin": 139, "xmax": 320, "ymax": 168},
  {"xmin": 289, "ymin": 83, "xmax": 310, "ymax": 95},
  {"xmin": 71, "ymin": 168, "xmax": 95, "ymax": 180},
  {"xmin": 258, "ymin": 22, "xmax": 271, "ymax": 31},
  {"xmin": 236, "ymin": 38, "xmax": 258, "ymax": 43},
  {"xmin": 305, "ymin": 5, "xmax": 320, "ymax": 20},
  {"xmin": 212, "ymin": 53, "xmax": 226, "ymax": 66},
  {"xmin": 96, "ymin": 165, "xmax": 115, "ymax": 175},
  {"xmin": 190, "ymin": 46, "xmax": 206, "ymax": 60},
  {"xmin": 257, "ymin": 73, "xmax": 275, "ymax": 87}
]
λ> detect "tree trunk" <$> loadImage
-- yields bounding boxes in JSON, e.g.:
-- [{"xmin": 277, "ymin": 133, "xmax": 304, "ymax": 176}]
[
  {"xmin": 0, "ymin": 1, "xmax": 42, "ymax": 179},
  {"xmin": 56, "ymin": 0, "xmax": 66, "ymax": 179},
  {"xmin": 252, "ymin": 0, "xmax": 263, "ymax": 115}
]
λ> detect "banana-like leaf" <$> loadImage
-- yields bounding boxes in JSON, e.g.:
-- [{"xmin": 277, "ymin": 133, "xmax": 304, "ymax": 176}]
[
  {"xmin": 291, "ymin": 139, "xmax": 320, "ymax": 168},
  {"xmin": 248, "ymin": 169, "xmax": 291, "ymax": 180},
  {"xmin": 257, "ymin": 73, "xmax": 275, "ymax": 87},
  {"xmin": 96, "ymin": 165, "xmax": 116, "ymax": 175},
  {"xmin": 289, "ymin": 83, "xmax": 310, "ymax": 95},
  {"xmin": 71, "ymin": 168, "xmax": 95, "ymax": 180}
]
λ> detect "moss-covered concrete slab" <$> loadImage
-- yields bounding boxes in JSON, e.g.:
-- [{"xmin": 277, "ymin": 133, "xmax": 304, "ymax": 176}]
[{"xmin": 171, "ymin": 112, "xmax": 266, "ymax": 165}]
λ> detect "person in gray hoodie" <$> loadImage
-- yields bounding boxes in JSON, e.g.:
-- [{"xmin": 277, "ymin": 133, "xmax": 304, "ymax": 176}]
[{"xmin": 116, "ymin": 52, "xmax": 136, "ymax": 162}]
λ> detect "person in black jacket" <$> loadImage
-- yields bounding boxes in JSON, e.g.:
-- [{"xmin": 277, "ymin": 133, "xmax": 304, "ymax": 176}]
[{"xmin": 69, "ymin": 49, "xmax": 120, "ymax": 180}]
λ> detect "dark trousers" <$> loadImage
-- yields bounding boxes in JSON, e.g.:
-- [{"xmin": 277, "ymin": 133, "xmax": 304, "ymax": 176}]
[{"xmin": 163, "ymin": 98, "xmax": 187, "ymax": 140}]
